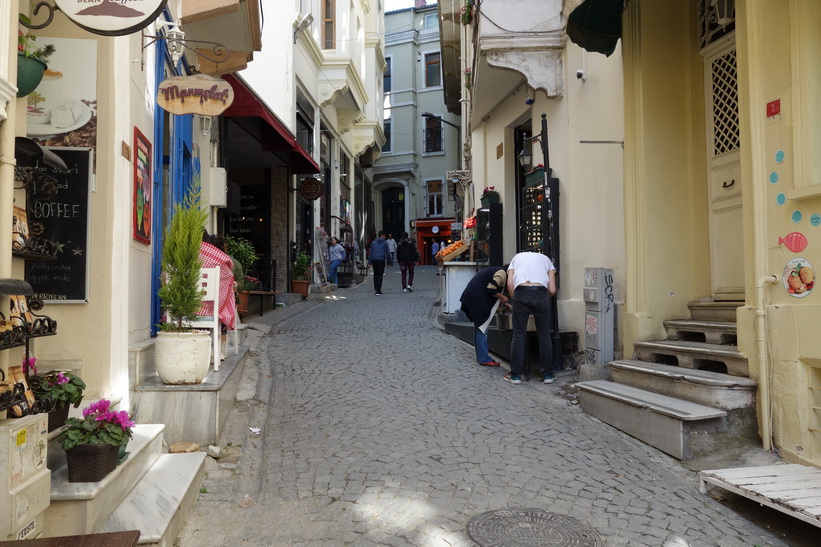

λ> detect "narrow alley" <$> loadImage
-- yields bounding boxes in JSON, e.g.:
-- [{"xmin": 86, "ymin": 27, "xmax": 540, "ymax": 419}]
[{"xmin": 177, "ymin": 266, "xmax": 791, "ymax": 546}]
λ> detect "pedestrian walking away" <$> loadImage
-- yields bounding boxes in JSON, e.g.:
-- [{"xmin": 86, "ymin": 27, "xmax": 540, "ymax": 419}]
[
  {"xmin": 460, "ymin": 265, "xmax": 509, "ymax": 366},
  {"xmin": 395, "ymin": 232, "xmax": 420, "ymax": 292},
  {"xmin": 386, "ymin": 233, "xmax": 397, "ymax": 267},
  {"xmin": 326, "ymin": 236, "xmax": 346, "ymax": 284},
  {"xmin": 368, "ymin": 231, "xmax": 390, "ymax": 294},
  {"xmin": 431, "ymin": 239, "xmax": 439, "ymax": 266},
  {"xmin": 505, "ymin": 251, "xmax": 556, "ymax": 384}
]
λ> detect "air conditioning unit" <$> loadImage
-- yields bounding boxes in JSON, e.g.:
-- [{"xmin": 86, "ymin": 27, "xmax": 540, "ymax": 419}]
[{"xmin": 208, "ymin": 167, "xmax": 227, "ymax": 207}]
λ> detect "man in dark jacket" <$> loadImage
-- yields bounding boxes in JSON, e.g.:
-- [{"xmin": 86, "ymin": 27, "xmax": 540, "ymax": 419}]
[
  {"xmin": 460, "ymin": 266, "xmax": 509, "ymax": 366},
  {"xmin": 368, "ymin": 231, "xmax": 390, "ymax": 295},
  {"xmin": 395, "ymin": 232, "xmax": 420, "ymax": 292}
]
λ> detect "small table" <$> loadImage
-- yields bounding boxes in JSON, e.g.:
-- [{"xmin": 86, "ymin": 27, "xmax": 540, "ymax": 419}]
[{"xmin": 244, "ymin": 290, "xmax": 281, "ymax": 316}]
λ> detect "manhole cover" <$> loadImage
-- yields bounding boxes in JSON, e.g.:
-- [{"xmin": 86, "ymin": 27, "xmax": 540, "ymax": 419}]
[{"xmin": 466, "ymin": 508, "xmax": 603, "ymax": 546}]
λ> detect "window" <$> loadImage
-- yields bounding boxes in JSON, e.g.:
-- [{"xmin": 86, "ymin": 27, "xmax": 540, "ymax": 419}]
[
  {"xmin": 425, "ymin": 180, "xmax": 444, "ymax": 217},
  {"xmin": 424, "ymin": 117, "xmax": 442, "ymax": 153},
  {"xmin": 424, "ymin": 52, "xmax": 441, "ymax": 87},
  {"xmin": 423, "ymin": 13, "xmax": 439, "ymax": 31},
  {"xmin": 384, "ymin": 57, "xmax": 392, "ymax": 93},
  {"xmin": 296, "ymin": 98, "xmax": 314, "ymax": 155},
  {"xmin": 322, "ymin": 0, "xmax": 335, "ymax": 49},
  {"xmin": 382, "ymin": 119, "xmax": 392, "ymax": 152}
]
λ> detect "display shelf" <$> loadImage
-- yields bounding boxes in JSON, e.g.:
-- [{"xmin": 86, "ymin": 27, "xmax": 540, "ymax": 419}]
[{"xmin": 436, "ymin": 242, "xmax": 470, "ymax": 265}]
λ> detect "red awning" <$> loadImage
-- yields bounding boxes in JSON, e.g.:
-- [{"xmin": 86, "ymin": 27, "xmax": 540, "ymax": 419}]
[
  {"xmin": 414, "ymin": 218, "xmax": 456, "ymax": 228},
  {"xmin": 221, "ymin": 74, "xmax": 319, "ymax": 174}
]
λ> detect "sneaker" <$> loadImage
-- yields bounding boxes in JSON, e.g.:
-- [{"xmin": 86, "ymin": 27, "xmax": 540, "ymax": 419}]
[
  {"xmin": 503, "ymin": 374, "xmax": 521, "ymax": 385},
  {"xmin": 479, "ymin": 360, "xmax": 501, "ymax": 367},
  {"xmin": 403, "ymin": 288, "xmax": 409, "ymax": 293},
  {"xmin": 407, "ymin": 286, "xmax": 413, "ymax": 292},
  {"xmin": 543, "ymin": 372, "xmax": 556, "ymax": 384},
  {"xmin": 375, "ymin": 291, "xmax": 383, "ymax": 295}
]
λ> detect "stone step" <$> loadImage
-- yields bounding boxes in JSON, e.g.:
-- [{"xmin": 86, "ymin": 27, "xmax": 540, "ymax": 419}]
[
  {"xmin": 99, "ymin": 452, "xmax": 207, "ymax": 545},
  {"xmin": 633, "ymin": 339, "xmax": 748, "ymax": 377},
  {"xmin": 609, "ymin": 360, "xmax": 756, "ymax": 410},
  {"xmin": 663, "ymin": 319, "xmax": 737, "ymax": 345},
  {"xmin": 578, "ymin": 380, "xmax": 727, "ymax": 460},
  {"xmin": 42, "ymin": 424, "xmax": 164, "ymax": 538},
  {"xmin": 687, "ymin": 300, "xmax": 743, "ymax": 322}
]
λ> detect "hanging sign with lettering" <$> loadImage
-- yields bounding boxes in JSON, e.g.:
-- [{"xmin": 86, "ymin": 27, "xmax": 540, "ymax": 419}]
[
  {"xmin": 25, "ymin": 147, "xmax": 93, "ymax": 303},
  {"xmin": 157, "ymin": 75, "xmax": 235, "ymax": 116},
  {"xmin": 53, "ymin": 0, "xmax": 168, "ymax": 37}
]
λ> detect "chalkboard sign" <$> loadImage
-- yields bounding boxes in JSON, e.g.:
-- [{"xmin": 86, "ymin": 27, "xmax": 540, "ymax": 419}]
[{"xmin": 25, "ymin": 147, "xmax": 93, "ymax": 303}]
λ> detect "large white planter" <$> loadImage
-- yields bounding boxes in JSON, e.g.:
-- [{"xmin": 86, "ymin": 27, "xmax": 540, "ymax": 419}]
[{"xmin": 155, "ymin": 331, "xmax": 212, "ymax": 384}]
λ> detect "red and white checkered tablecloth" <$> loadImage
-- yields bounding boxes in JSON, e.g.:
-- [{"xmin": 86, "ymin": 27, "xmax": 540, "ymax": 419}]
[{"xmin": 197, "ymin": 241, "xmax": 237, "ymax": 330}]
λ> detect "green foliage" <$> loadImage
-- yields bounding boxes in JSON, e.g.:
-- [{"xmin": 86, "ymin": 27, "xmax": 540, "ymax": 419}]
[
  {"xmin": 224, "ymin": 235, "xmax": 257, "ymax": 274},
  {"xmin": 18, "ymin": 16, "xmax": 55, "ymax": 61},
  {"xmin": 28, "ymin": 370, "xmax": 85, "ymax": 409},
  {"xmin": 158, "ymin": 181, "xmax": 208, "ymax": 331},
  {"xmin": 58, "ymin": 400, "xmax": 134, "ymax": 451},
  {"xmin": 292, "ymin": 252, "xmax": 312, "ymax": 281}
]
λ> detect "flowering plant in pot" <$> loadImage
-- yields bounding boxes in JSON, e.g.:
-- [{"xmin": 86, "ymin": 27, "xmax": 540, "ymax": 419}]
[
  {"xmin": 290, "ymin": 252, "xmax": 312, "ymax": 299},
  {"xmin": 23, "ymin": 357, "xmax": 85, "ymax": 431},
  {"xmin": 17, "ymin": 15, "xmax": 56, "ymax": 97},
  {"xmin": 58, "ymin": 399, "xmax": 134, "ymax": 482},
  {"xmin": 237, "ymin": 275, "xmax": 261, "ymax": 292}
]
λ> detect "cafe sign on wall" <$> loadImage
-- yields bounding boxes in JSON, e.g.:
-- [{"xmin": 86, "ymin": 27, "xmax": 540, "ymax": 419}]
[
  {"xmin": 54, "ymin": 0, "xmax": 169, "ymax": 36},
  {"xmin": 157, "ymin": 75, "xmax": 235, "ymax": 116}
]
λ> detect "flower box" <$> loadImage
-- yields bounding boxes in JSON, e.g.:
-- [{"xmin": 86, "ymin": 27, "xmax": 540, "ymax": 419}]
[
  {"xmin": 480, "ymin": 193, "xmax": 499, "ymax": 206},
  {"xmin": 525, "ymin": 166, "xmax": 545, "ymax": 187},
  {"xmin": 65, "ymin": 443, "xmax": 119, "ymax": 482}
]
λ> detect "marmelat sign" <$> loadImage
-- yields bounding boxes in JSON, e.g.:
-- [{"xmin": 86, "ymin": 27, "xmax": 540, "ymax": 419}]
[
  {"xmin": 157, "ymin": 75, "xmax": 235, "ymax": 116},
  {"xmin": 54, "ymin": 0, "xmax": 168, "ymax": 37}
]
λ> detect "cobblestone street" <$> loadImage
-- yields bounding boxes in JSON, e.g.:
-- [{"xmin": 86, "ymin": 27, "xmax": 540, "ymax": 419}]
[{"xmin": 177, "ymin": 266, "xmax": 789, "ymax": 546}]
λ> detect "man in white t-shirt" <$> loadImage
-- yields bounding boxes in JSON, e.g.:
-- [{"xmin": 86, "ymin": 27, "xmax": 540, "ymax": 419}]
[
  {"xmin": 504, "ymin": 252, "xmax": 557, "ymax": 385},
  {"xmin": 386, "ymin": 233, "xmax": 397, "ymax": 266}
]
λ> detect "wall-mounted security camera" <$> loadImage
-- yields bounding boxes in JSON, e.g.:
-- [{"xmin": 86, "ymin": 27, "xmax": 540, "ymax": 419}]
[{"xmin": 576, "ymin": 69, "xmax": 586, "ymax": 81}]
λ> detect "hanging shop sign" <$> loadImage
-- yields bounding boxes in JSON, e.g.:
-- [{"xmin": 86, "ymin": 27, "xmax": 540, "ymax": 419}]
[
  {"xmin": 157, "ymin": 75, "xmax": 234, "ymax": 116},
  {"xmin": 52, "ymin": 0, "xmax": 168, "ymax": 36},
  {"xmin": 299, "ymin": 178, "xmax": 323, "ymax": 201}
]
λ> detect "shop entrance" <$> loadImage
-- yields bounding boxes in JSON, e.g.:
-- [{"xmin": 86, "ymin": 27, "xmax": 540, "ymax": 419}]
[{"xmin": 381, "ymin": 187, "xmax": 405, "ymax": 238}]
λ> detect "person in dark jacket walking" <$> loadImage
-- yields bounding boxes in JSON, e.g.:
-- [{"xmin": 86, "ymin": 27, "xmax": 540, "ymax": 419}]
[
  {"xmin": 368, "ymin": 231, "xmax": 390, "ymax": 295},
  {"xmin": 395, "ymin": 232, "xmax": 420, "ymax": 292},
  {"xmin": 460, "ymin": 266, "xmax": 509, "ymax": 366}
]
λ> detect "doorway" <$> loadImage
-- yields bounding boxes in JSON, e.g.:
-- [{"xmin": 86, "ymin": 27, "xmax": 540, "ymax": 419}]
[{"xmin": 381, "ymin": 187, "xmax": 405, "ymax": 238}]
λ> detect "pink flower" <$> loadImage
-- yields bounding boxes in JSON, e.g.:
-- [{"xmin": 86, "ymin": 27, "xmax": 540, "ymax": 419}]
[
  {"xmin": 83, "ymin": 399, "xmax": 111, "ymax": 418},
  {"xmin": 54, "ymin": 372, "xmax": 70, "ymax": 385},
  {"xmin": 22, "ymin": 357, "xmax": 37, "ymax": 375}
]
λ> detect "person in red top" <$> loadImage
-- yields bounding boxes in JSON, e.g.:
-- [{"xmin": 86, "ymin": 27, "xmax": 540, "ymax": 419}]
[{"xmin": 197, "ymin": 232, "xmax": 237, "ymax": 360}]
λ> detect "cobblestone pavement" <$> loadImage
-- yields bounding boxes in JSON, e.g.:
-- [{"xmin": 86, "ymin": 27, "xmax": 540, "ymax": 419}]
[{"xmin": 177, "ymin": 266, "xmax": 788, "ymax": 546}]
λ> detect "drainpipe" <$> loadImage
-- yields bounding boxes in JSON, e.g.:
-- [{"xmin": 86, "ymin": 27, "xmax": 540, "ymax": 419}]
[{"xmin": 756, "ymin": 274, "xmax": 778, "ymax": 451}]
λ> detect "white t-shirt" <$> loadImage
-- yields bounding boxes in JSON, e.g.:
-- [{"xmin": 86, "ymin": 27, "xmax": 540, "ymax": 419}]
[{"xmin": 508, "ymin": 252, "xmax": 555, "ymax": 288}]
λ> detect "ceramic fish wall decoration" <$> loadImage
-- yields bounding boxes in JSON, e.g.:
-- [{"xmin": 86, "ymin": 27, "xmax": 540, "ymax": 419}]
[{"xmin": 779, "ymin": 232, "xmax": 808, "ymax": 253}]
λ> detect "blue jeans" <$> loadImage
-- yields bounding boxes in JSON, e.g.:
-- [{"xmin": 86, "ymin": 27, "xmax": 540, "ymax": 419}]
[
  {"xmin": 510, "ymin": 286, "xmax": 553, "ymax": 376},
  {"xmin": 328, "ymin": 259, "xmax": 341, "ymax": 284},
  {"xmin": 474, "ymin": 327, "xmax": 491, "ymax": 363}
]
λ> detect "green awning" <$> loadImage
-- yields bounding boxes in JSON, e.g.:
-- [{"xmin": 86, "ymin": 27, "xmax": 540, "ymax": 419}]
[{"xmin": 567, "ymin": 0, "xmax": 623, "ymax": 57}]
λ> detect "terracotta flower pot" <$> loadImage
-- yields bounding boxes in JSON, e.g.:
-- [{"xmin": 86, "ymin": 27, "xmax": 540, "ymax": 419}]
[
  {"xmin": 290, "ymin": 279, "xmax": 310, "ymax": 300},
  {"xmin": 237, "ymin": 291, "xmax": 250, "ymax": 315}
]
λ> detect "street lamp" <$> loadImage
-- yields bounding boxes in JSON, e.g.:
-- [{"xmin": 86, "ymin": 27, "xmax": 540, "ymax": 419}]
[
  {"xmin": 519, "ymin": 113, "xmax": 562, "ymax": 370},
  {"xmin": 421, "ymin": 112, "xmax": 461, "ymax": 168}
]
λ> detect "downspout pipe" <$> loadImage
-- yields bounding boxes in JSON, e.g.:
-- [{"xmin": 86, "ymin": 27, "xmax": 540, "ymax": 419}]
[{"xmin": 756, "ymin": 274, "xmax": 778, "ymax": 451}]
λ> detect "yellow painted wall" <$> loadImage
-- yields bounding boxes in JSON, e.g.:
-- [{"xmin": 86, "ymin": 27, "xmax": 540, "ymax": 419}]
[{"xmin": 621, "ymin": 0, "xmax": 710, "ymax": 357}]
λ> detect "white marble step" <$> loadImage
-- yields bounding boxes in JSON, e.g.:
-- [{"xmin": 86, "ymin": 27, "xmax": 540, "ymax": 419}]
[
  {"xmin": 99, "ymin": 452, "xmax": 207, "ymax": 546},
  {"xmin": 42, "ymin": 424, "xmax": 164, "ymax": 538},
  {"xmin": 663, "ymin": 319, "xmax": 737, "ymax": 345},
  {"xmin": 687, "ymin": 300, "xmax": 743, "ymax": 322},
  {"xmin": 579, "ymin": 380, "xmax": 727, "ymax": 460},
  {"xmin": 632, "ymin": 339, "xmax": 749, "ymax": 376}
]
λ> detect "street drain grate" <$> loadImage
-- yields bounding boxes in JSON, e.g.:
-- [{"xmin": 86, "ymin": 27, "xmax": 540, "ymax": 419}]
[{"xmin": 466, "ymin": 508, "xmax": 603, "ymax": 546}]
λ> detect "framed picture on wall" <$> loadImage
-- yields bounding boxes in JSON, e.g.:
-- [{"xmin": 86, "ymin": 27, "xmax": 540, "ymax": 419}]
[{"xmin": 133, "ymin": 127, "xmax": 151, "ymax": 245}]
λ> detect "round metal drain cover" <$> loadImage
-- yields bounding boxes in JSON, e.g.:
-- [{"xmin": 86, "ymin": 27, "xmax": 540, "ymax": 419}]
[{"xmin": 466, "ymin": 508, "xmax": 603, "ymax": 546}]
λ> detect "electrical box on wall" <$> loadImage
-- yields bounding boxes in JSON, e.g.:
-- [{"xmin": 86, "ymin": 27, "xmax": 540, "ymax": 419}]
[
  {"xmin": 583, "ymin": 267, "xmax": 615, "ymax": 366},
  {"xmin": 0, "ymin": 414, "xmax": 50, "ymax": 541},
  {"xmin": 208, "ymin": 167, "xmax": 227, "ymax": 207}
]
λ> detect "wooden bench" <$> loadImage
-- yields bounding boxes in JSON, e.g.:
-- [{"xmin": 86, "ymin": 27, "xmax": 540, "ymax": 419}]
[
  {"xmin": 245, "ymin": 290, "xmax": 281, "ymax": 316},
  {"xmin": 0, "ymin": 530, "xmax": 140, "ymax": 547}
]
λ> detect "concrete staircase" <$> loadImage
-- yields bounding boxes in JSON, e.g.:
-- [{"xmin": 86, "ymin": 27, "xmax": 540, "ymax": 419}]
[
  {"xmin": 579, "ymin": 300, "xmax": 759, "ymax": 461},
  {"xmin": 43, "ymin": 424, "xmax": 206, "ymax": 546}
]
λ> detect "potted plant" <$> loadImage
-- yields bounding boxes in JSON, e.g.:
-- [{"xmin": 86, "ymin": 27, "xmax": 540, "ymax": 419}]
[
  {"xmin": 155, "ymin": 182, "xmax": 212, "ymax": 384},
  {"xmin": 235, "ymin": 275, "xmax": 261, "ymax": 314},
  {"xmin": 481, "ymin": 186, "xmax": 500, "ymax": 206},
  {"xmin": 290, "ymin": 252, "xmax": 312, "ymax": 299},
  {"xmin": 525, "ymin": 164, "xmax": 546, "ymax": 187},
  {"xmin": 24, "ymin": 357, "xmax": 85, "ymax": 432},
  {"xmin": 224, "ymin": 235, "xmax": 258, "ymax": 275},
  {"xmin": 17, "ymin": 16, "xmax": 55, "ymax": 97},
  {"xmin": 58, "ymin": 399, "xmax": 134, "ymax": 483}
]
